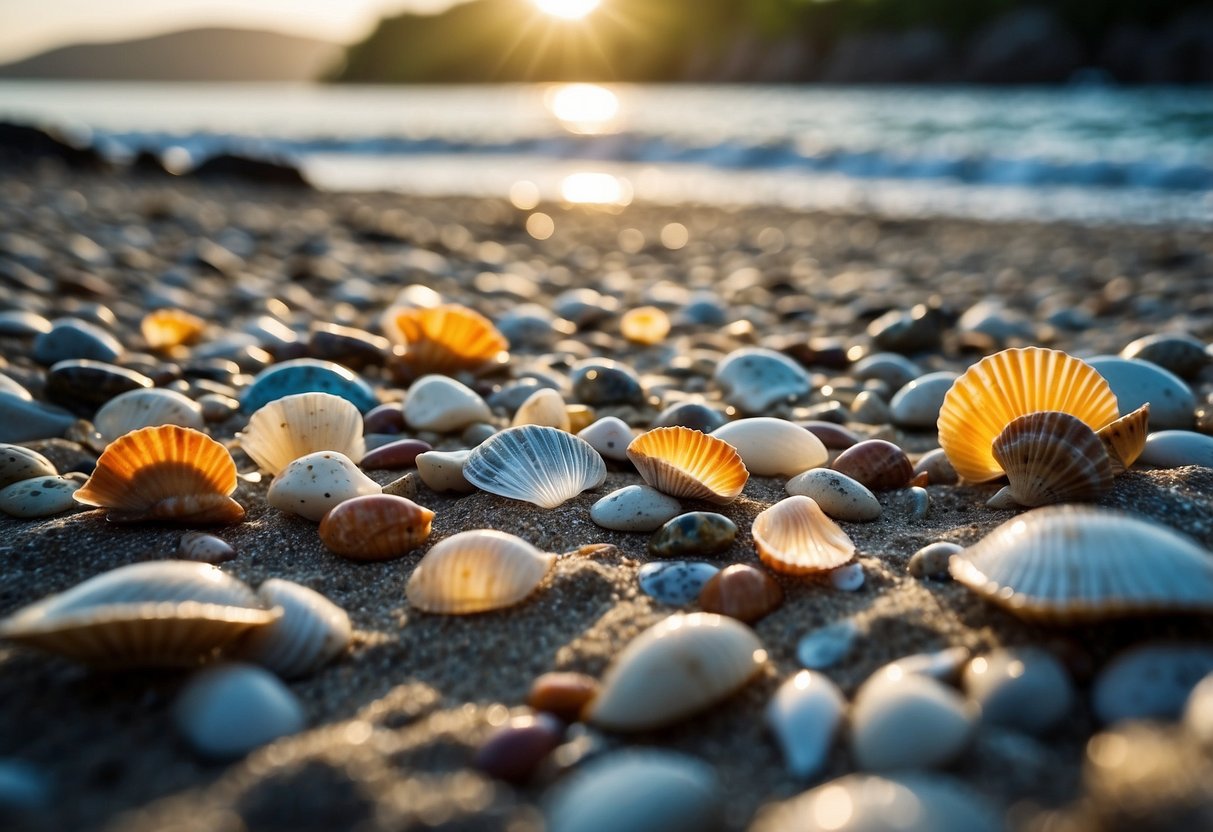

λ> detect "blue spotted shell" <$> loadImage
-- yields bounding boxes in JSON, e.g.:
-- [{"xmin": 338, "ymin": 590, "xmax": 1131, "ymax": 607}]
[{"xmin": 241, "ymin": 359, "xmax": 378, "ymax": 414}]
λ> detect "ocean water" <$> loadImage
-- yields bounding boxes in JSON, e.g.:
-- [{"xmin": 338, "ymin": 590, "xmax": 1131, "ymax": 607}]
[{"xmin": 0, "ymin": 81, "xmax": 1209, "ymax": 224}]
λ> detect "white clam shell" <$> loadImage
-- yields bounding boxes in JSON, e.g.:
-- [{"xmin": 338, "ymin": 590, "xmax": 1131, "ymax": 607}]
[
  {"xmin": 785, "ymin": 468, "xmax": 881, "ymax": 522},
  {"xmin": 766, "ymin": 670, "xmax": 845, "ymax": 780},
  {"xmin": 93, "ymin": 388, "xmax": 205, "ymax": 445},
  {"xmin": 850, "ymin": 667, "xmax": 977, "ymax": 770},
  {"xmin": 173, "ymin": 663, "xmax": 306, "ymax": 759},
  {"xmin": 577, "ymin": 416, "xmax": 634, "ymax": 461},
  {"xmin": 949, "ymin": 506, "xmax": 1213, "ymax": 621},
  {"xmin": 464, "ymin": 425, "xmax": 606, "ymax": 509},
  {"xmin": 1088, "ymin": 355, "xmax": 1196, "ymax": 429},
  {"xmin": 238, "ymin": 392, "xmax": 365, "ymax": 476},
  {"xmin": 586, "ymin": 612, "xmax": 767, "ymax": 732},
  {"xmin": 266, "ymin": 451, "xmax": 381, "ymax": 522},
  {"xmin": 403, "ymin": 375, "xmax": 492, "ymax": 433},
  {"xmin": 710, "ymin": 418, "xmax": 827, "ymax": 477},
  {"xmin": 752, "ymin": 495, "xmax": 856, "ymax": 575},
  {"xmin": 415, "ymin": 449, "xmax": 475, "ymax": 493},
  {"xmin": 236, "ymin": 579, "xmax": 351, "ymax": 679},
  {"xmin": 512, "ymin": 388, "xmax": 571, "ymax": 431},
  {"xmin": 406, "ymin": 529, "xmax": 555, "ymax": 614}
]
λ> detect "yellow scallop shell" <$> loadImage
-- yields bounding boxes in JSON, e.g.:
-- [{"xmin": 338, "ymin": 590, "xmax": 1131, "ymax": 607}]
[
  {"xmin": 1098, "ymin": 403, "xmax": 1150, "ymax": 476},
  {"xmin": 626, "ymin": 426, "xmax": 749, "ymax": 505},
  {"xmin": 937, "ymin": 347, "xmax": 1120, "ymax": 482},
  {"xmin": 382, "ymin": 304, "xmax": 508, "ymax": 376}
]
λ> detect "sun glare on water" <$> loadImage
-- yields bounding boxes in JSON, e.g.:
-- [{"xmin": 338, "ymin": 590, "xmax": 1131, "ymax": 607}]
[
  {"xmin": 546, "ymin": 83, "xmax": 619, "ymax": 134},
  {"xmin": 533, "ymin": 0, "xmax": 601, "ymax": 20}
]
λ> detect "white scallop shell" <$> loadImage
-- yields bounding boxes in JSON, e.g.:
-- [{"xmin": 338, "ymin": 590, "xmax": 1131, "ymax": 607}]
[
  {"xmin": 463, "ymin": 425, "xmax": 606, "ymax": 509},
  {"xmin": 265, "ymin": 451, "xmax": 381, "ymax": 522},
  {"xmin": 93, "ymin": 388, "xmax": 205, "ymax": 445},
  {"xmin": 751, "ymin": 496, "xmax": 856, "ymax": 575},
  {"xmin": 710, "ymin": 418, "xmax": 828, "ymax": 478},
  {"xmin": 236, "ymin": 579, "xmax": 351, "ymax": 679},
  {"xmin": 406, "ymin": 529, "xmax": 555, "ymax": 614},
  {"xmin": 950, "ymin": 506, "xmax": 1213, "ymax": 622},
  {"xmin": 585, "ymin": 612, "xmax": 767, "ymax": 732},
  {"xmin": 239, "ymin": 392, "xmax": 365, "ymax": 476}
]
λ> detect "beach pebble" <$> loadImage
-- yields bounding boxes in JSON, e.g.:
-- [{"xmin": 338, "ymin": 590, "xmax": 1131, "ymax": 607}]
[
  {"xmin": 0, "ymin": 309, "xmax": 52, "ymax": 337},
  {"xmin": 45, "ymin": 360, "xmax": 153, "ymax": 413},
  {"xmin": 699, "ymin": 564, "xmax": 784, "ymax": 623},
  {"xmin": 849, "ymin": 390, "xmax": 894, "ymax": 425},
  {"xmin": 513, "ymin": 388, "xmax": 571, "ymax": 430},
  {"xmin": 852, "ymin": 353, "xmax": 922, "ymax": 390},
  {"xmin": 32, "ymin": 317, "xmax": 123, "ymax": 364},
  {"xmin": 1093, "ymin": 643, "xmax": 1213, "ymax": 725},
  {"xmin": 711, "ymin": 418, "xmax": 828, "ymax": 477},
  {"xmin": 1088, "ymin": 356, "xmax": 1195, "ymax": 430},
  {"xmin": 578, "ymin": 416, "xmax": 634, "ymax": 461},
  {"xmin": 528, "ymin": 672, "xmax": 601, "ymax": 722},
  {"xmin": 715, "ymin": 348, "xmax": 812, "ymax": 413},
  {"xmin": 652, "ymin": 401, "xmax": 728, "ymax": 433},
  {"xmin": 591, "ymin": 485, "xmax": 681, "ymax": 532},
  {"xmin": 177, "ymin": 531, "xmax": 236, "ymax": 564},
  {"xmin": 765, "ymin": 670, "xmax": 845, "ymax": 780},
  {"xmin": 461, "ymin": 422, "xmax": 497, "ymax": 446},
  {"xmin": 173, "ymin": 663, "xmax": 306, "ymax": 760},
  {"xmin": 360, "ymin": 438, "xmax": 432, "ymax": 470},
  {"xmin": 1138, "ymin": 430, "xmax": 1213, "ymax": 469},
  {"xmin": 850, "ymin": 668, "xmax": 977, "ymax": 770},
  {"xmin": 0, "ymin": 476, "xmax": 79, "ymax": 518},
  {"xmin": 913, "ymin": 448, "xmax": 958, "ymax": 485},
  {"xmin": 0, "ymin": 395, "xmax": 75, "ymax": 444},
  {"xmin": 415, "ymin": 449, "xmax": 475, "ymax": 493},
  {"xmin": 242, "ymin": 358, "xmax": 378, "ymax": 413},
  {"xmin": 553, "ymin": 288, "xmax": 618, "ymax": 326},
  {"xmin": 799, "ymin": 421, "xmax": 861, "ymax": 450},
  {"xmin": 958, "ymin": 300, "xmax": 1034, "ymax": 342},
  {"xmin": 475, "ymin": 713, "xmax": 565, "ymax": 784},
  {"xmin": 886, "ymin": 647, "xmax": 972, "ymax": 684},
  {"xmin": 830, "ymin": 562, "xmax": 865, "ymax": 591},
  {"xmin": 403, "ymin": 375, "xmax": 492, "ymax": 432},
  {"xmin": 0, "ymin": 373, "xmax": 31, "ymax": 400},
  {"xmin": 785, "ymin": 468, "xmax": 881, "ymax": 522},
  {"xmin": 198, "ymin": 393, "xmax": 239, "ymax": 422},
  {"xmin": 362, "ymin": 403, "xmax": 406, "ymax": 435},
  {"xmin": 571, "ymin": 359, "xmax": 645, "ymax": 406},
  {"xmin": 1121, "ymin": 332, "xmax": 1210, "ymax": 379},
  {"xmin": 306, "ymin": 322, "xmax": 388, "ymax": 369},
  {"xmin": 890, "ymin": 372, "xmax": 959, "ymax": 429},
  {"xmin": 638, "ymin": 561, "xmax": 720, "ymax": 606},
  {"xmin": 868, "ymin": 305, "xmax": 944, "ymax": 353},
  {"xmin": 266, "ymin": 451, "xmax": 381, "ymax": 521},
  {"xmin": 797, "ymin": 620, "xmax": 860, "ymax": 669},
  {"xmin": 901, "ymin": 486, "xmax": 930, "ymax": 520},
  {"xmin": 908, "ymin": 542, "xmax": 961, "ymax": 580},
  {"xmin": 832, "ymin": 439, "xmax": 913, "ymax": 491},
  {"xmin": 498, "ymin": 305, "xmax": 567, "ymax": 349},
  {"xmin": 963, "ymin": 648, "xmax": 1074, "ymax": 735},
  {"xmin": 648, "ymin": 512, "xmax": 737, "ymax": 558},
  {"xmin": 382, "ymin": 471, "xmax": 422, "ymax": 501},
  {"xmin": 0, "ymin": 445, "xmax": 58, "ymax": 488},
  {"xmin": 1183, "ymin": 673, "xmax": 1213, "ymax": 746}
]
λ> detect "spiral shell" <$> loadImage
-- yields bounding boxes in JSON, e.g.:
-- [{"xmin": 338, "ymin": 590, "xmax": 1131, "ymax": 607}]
[
  {"xmin": 1098, "ymin": 403, "xmax": 1150, "ymax": 476},
  {"xmin": 141, "ymin": 308, "xmax": 206, "ymax": 350},
  {"xmin": 406, "ymin": 529, "xmax": 555, "ymax": 614},
  {"xmin": 988, "ymin": 411, "xmax": 1113, "ymax": 508},
  {"xmin": 463, "ymin": 425, "xmax": 606, "ymax": 509},
  {"xmin": 236, "ymin": 579, "xmax": 351, "ymax": 679},
  {"xmin": 938, "ymin": 347, "xmax": 1120, "ymax": 482},
  {"xmin": 830, "ymin": 439, "xmax": 914, "ymax": 491},
  {"xmin": 751, "ymin": 495, "xmax": 856, "ymax": 575},
  {"xmin": 383, "ymin": 304, "xmax": 507, "ymax": 376},
  {"xmin": 626, "ymin": 426, "xmax": 749, "ymax": 505},
  {"xmin": 238, "ymin": 391, "xmax": 366, "ymax": 476},
  {"xmin": 318, "ymin": 494, "xmax": 434, "ymax": 561},
  {"xmin": 74, "ymin": 425, "xmax": 245, "ymax": 524},
  {"xmin": 93, "ymin": 388, "xmax": 206, "ymax": 445}
]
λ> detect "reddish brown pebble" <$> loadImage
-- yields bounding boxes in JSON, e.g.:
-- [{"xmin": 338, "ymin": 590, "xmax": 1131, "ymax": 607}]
[
  {"xmin": 473, "ymin": 713, "xmax": 565, "ymax": 784},
  {"xmin": 363, "ymin": 403, "xmax": 406, "ymax": 435},
  {"xmin": 831, "ymin": 439, "xmax": 913, "ymax": 491},
  {"xmin": 799, "ymin": 421, "xmax": 862, "ymax": 450},
  {"xmin": 360, "ymin": 438, "xmax": 433, "ymax": 470},
  {"xmin": 527, "ymin": 672, "xmax": 601, "ymax": 722},
  {"xmin": 177, "ymin": 531, "xmax": 236, "ymax": 564},
  {"xmin": 913, "ymin": 448, "xmax": 959, "ymax": 486},
  {"xmin": 698, "ymin": 564, "xmax": 784, "ymax": 623}
]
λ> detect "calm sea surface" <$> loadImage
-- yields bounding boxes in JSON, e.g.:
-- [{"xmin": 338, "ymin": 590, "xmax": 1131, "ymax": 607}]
[{"xmin": 0, "ymin": 82, "xmax": 1209, "ymax": 224}]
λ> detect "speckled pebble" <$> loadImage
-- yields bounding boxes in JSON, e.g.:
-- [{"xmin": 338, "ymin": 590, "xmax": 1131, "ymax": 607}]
[
  {"xmin": 0, "ymin": 445, "xmax": 58, "ymax": 488},
  {"xmin": 578, "ymin": 417, "xmax": 634, "ymax": 462},
  {"xmin": 0, "ymin": 476, "xmax": 80, "ymax": 518},
  {"xmin": 963, "ymin": 648, "xmax": 1074, "ymax": 735},
  {"xmin": 908, "ymin": 542, "xmax": 962, "ymax": 580},
  {"xmin": 591, "ymin": 485, "xmax": 681, "ymax": 532},
  {"xmin": 715, "ymin": 348, "xmax": 812, "ymax": 414},
  {"xmin": 638, "ymin": 561, "xmax": 720, "ymax": 606},
  {"xmin": 177, "ymin": 532, "xmax": 237, "ymax": 564},
  {"xmin": 1121, "ymin": 332, "xmax": 1210, "ymax": 379},
  {"xmin": 797, "ymin": 620, "xmax": 860, "ymax": 669},
  {"xmin": 648, "ymin": 512, "xmax": 737, "ymax": 558},
  {"xmin": 266, "ymin": 451, "xmax": 381, "ymax": 521},
  {"xmin": 785, "ymin": 468, "xmax": 881, "ymax": 521}
]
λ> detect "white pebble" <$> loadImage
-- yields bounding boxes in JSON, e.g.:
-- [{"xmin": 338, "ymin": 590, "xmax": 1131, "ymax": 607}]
[
  {"xmin": 403, "ymin": 375, "xmax": 492, "ymax": 433},
  {"xmin": 577, "ymin": 416, "xmax": 634, "ymax": 461},
  {"xmin": 591, "ymin": 485, "xmax": 681, "ymax": 532},
  {"xmin": 415, "ymin": 449, "xmax": 475, "ymax": 493},
  {"xmin": 850, "ymin": 668, "xmax": 977, "ymax": 770},
  {"xmin": 266, "ymin": 451, "xmax": 380, "ymax": 522}
]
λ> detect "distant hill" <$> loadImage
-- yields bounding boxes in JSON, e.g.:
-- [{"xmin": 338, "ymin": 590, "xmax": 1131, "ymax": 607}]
[{"xmin": 0, "ymin": 27, "xmax": 342, "ymax": 82}]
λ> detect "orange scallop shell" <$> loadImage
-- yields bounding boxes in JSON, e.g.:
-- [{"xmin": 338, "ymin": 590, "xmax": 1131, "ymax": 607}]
[
  {"xmin": 751, "ymin": 495, "xmax": 856, "ymax": 575},
  {"xmin": 141, "ymin": 308, "xmax": 206, "ymax": 350},
  {"xmin": 318, "ymin": 494, "xmax": 435, "ymax": 561},
  {"xmin": 937, "ymin": 347, "xmax": 1120, "ymax": 482},
  {"xmin": 991, "ymin": 411, "xmax": 1113, "ymax": 507},
  {"xmin": 74, "ymin": 425, "xmax": 244, "ymax": 524},
  {"xmin": 626, "ymin": 426, "xmax": 749, "ymax": 505},
  {"xmin": 383, "ymin": 304, "xmax": 508, "ymax": 376},
  {"xmin": 1098, "ymin": 403, "xmax": 1150, "ymax": 476}
]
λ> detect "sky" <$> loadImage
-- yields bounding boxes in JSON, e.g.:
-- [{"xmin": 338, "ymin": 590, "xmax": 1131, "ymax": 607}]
[{"xmin": 0, "ymin": 0, "xmax": 461, "ymax": 62}]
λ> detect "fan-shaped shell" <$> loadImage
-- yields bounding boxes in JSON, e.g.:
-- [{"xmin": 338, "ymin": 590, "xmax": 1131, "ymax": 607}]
[
  {"xmin": 585, "ymin": 612, "xmax": 767, "ymax": 731},
  {"xmin": 751, "ymin": 496, "xmax": 856, "ymax": 575},
  {"xmin": 1098, "ymin": 403, "xmax": 1150, "ymax": 476},
  {"xmin": 710, "ymin": 418, "xmax": 828, "ymax": 478},
  {"xmin": 74, "ymin": 425, "xmax": 244, "ymax": 524},
  {"xmin": 239, "ymin": 391, "xmax": 366, "ymax": 476},
  {"xmin": 236, "ymin": 579, "xmax": 351, "ymax": 679},
  {"xmin": 464, "ymin": 425, "xmax": 606, "ymax": 509},
  {"xmin": 938, "ymin": 347, "xmax": 1120, "ymax": 482},
  {"xmin": 989, "ymin": 411, "xmax": 1113, "ymax": 507},
  {"xmin": 949, "ymin": 506, "xmax": 1213, "ymax": 622},
  {"xmin": 318, "ymin": 494, "xmax": 434, "ymax": 561},
  {"xmin": 626, "ymin": 426, "xmax": 749, "ymax": 505},
  {"xmin": 0, "ymin": 561, "xmax": 277, "ymax": 666},
  {"xmin": 383, "ymin": 304, "xmax": 508, "ymax": 376},
  {"xmin": 93, "ymin": 388, "xmax": 205, "ymax": 445},
  {"xmin": 406, "ymin": 529, "xmax": 555, "ymax": 614},
  {"xmin": 141, "ymin": 308, "xmax": 206, "ymax": 350}
]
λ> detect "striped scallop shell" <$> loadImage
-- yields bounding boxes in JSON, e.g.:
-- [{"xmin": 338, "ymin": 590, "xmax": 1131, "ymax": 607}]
[
  {"xmin": 236, "ymin": 579, "xmax": 351, "ymax": 679},
  {"xmin": 751, "ymin": 495, "xmax": 856, "ymax": 575},
  {"xmin": 0, "ymin": 561, "xmax": 277, "ymax": 667},
  {"xmin": 938, "ymin": 347, "xmax": 1120, "ymax": 482},
  {"xmin": 406, "ymin": 529, "xmax": 555, "ymax": 614},
  {"xmin": 141, "ymin": 308, "xmax": 206, "ymax": 350},
  {"xmin": 383, "ymin": 304, "xmax": 508, "ymax": 376},
  {"xmin": 318, "ymin": 494, "xmax": 434, "ymax": 561},
  {"xmin": 626, "ymin": 426, "xmax": 749, "ymax": 505},
  {"xmin": 585, "ymin": 612, "xmax": 767, "ymax": 731},
  {"xmin": 464, "ymin": 425, "xmax": 606, "ymax": 509},
  {"xmin": 94, "ymin": 388, "xmax": 205, "ymax": 445},
  {"xmin": 989, "ymin": 411, "xmax": 1113, "ymax": 507},
  {"xmin": 949, "ymin": 505, "xmax": 1213, "ymax": 622},
  {"xmin": 74, "ymin": 425, "xmax": 244, "ymax": 524},
  {"xmin": 239, "ymin": 391, "xmax": 366, "ymax": 476},
  {"xmin": 1098, "ymin": 403, "xmax": 1150, "ymax": 476}
]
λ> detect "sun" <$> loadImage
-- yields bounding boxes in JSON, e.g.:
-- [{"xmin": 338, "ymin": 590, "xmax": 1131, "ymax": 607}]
[{"xmin": 532, "ymin": 0, "xmax": 601, "ymax": 20}]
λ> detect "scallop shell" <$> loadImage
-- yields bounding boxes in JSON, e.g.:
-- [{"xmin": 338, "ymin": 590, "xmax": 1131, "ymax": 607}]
[
  {"xmin": 710, "ymin": 418, "xmax": 828, "ymax": 478},
  {"xmin": 0, "ymin": 561, "xmax": 277, "ymax": 667},
  {"xmin": 830, "ymin": 439, "xmax": 914, "ymax": 491},
  {"xmin": 751, "ymin": 496, "xmax": 856, "ymax": 575},
  {"xmin": 626, "ymin": 426, "xmax": 749, "ymax": 505},
  {"xmin": 141, "ymin": 308, "xmax": 206, "ymax": 350},
  {"xmin": 74, "ymin": 425, "xmax": 245, "ymax": 524},
  {"xmin": 383, "ymin": 304, "xmax": 508, "ymax": 376},
  {"xmin": 585, "ymin": 612, "xmax": 767, "ymax": 731},
  {"xmin": 463, "ymin": 425, "xmax": 606, "ymax": 509},
  {"xmin": 989, "ymin": 411, "xmax": 1113, "ymax": 507},
  {"xmin": 318, "ymin": 494, "xmax": 434, "ymax": 561},
  {"xmin": 93, "ymin": 388, "xmax": 206, "ymax": 445},
  {"xmin": 1098, "ymin": 403, "xmax": 1150, "ymax": 476},
  {"xmin": 949, "ymin": 505, "xmax": 1213, "ymax": 622},
  {"xmin": 937, "ymin": 347, "xmax": 1120, "ymax": 482},
  {"xmin": 236, "ymin": 579, "xmax": 351, "ymax": 679},
  {"xmin": 238, "ymin": 391, "xmax": 366, "ymax": 476},
  {"xmin": 406, "ymin": 529, "xmax": 555, "ymax": 614}
]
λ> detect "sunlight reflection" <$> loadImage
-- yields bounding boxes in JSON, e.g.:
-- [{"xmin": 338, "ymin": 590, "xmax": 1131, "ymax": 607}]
[
  {"xmin": 533, "ymin": 0, "xmax": 600, "ymax": 19},
  {"xmin": 546, "ymin": 83, "xmax": 619, "ymax": 135},
  {"xmin": 561, "ymin": 172, "xmax": 633, "ymax": 206}
]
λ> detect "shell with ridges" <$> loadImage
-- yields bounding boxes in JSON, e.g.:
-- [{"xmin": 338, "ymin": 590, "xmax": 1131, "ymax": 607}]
[
  {"xmin": 238, "ymin": 391, "xmax": 366, "ymax": 476},
  {"xmin": 626, "ymin": 426, "xmax": 749, "ymax": 505},
  {"xmin": 1098, "ymin": 403, "xmax": 1150, "ymax": 476},
  {"xmin": 383, "ymin": 303, "xmax": 508, "ymax": 376},
  {"xmin": 463, "ymin": 425, "xmax": 606, "ymax": 509},
  {"xmin": 751, "ymin": 495, "xmax": 856, "ymax": 575},
  {"xmin": 949, "ymin": 505, "xmax": 1213, "ymax": 622},
  {"xmin": 406, "ymin": 529, "xmax": 555, "ymax": 614},
  {"xmin": 989, "ymin": 410, "xmax": 1113, "ymax": 507},
  {"xmin": 710, "ymin": 418, "xmax": 827, "ymax": 478},
  {"xmin": 93, "ymin": 388, "xmax": 206, "ymax": 445},
  {"xmin": 141, "ymin": 308, "xmax": 206, "ymax": 350},
  {"xmin": 318, "ymin": 494, "xmax": 434, "ymax": 560},
  {"xmin": 938, "ymin": 347, "xmax": 1120, "ymax": 482},
  {"xmin": 236, "ymin": 579, "xmax": 351, "ymax": 679},
  {"xmin": 74, "ymin": 424, "xmax": 244, "ymax": 524}
]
